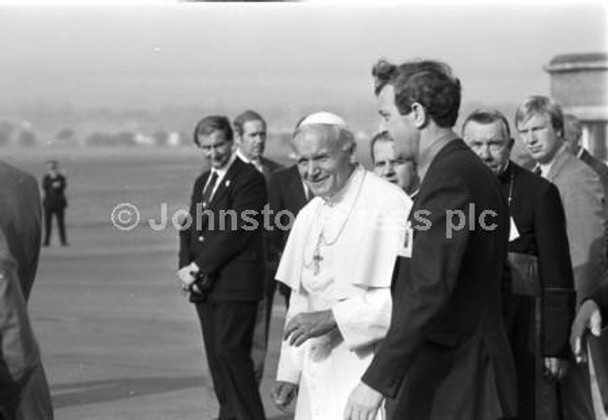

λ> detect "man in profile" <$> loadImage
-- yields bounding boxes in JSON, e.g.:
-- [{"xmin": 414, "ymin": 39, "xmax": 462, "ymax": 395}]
[
  {"xmin": 346, "ymin": 59, "xmax": 516, "ymax": 420},
  {"xmin": 178, "ymin": 115, "xmax": 267, "ymax": 420},
  {"xmin": 463, "ymin": 108, "xmax": 575, "ymax": 419},
  {"xmin": 370, "ymin": 130, "xmax": 419, "ymax": 197}
]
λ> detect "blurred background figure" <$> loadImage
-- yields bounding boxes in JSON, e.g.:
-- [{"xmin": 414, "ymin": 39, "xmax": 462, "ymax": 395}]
[
  {"xmin": 0, "ymin": 159, "xmax": 54, "ymax": 419},
  {"xmin": 42, "ymin": 160, "xmax": 68, "ymax": 247},
  {"xmin": 370, "ymin": 130, "xmax": 419, "ymax": 197},
  {"xmin": 233, "ymin": 110, "xmax": 284, "ymax": 385}
]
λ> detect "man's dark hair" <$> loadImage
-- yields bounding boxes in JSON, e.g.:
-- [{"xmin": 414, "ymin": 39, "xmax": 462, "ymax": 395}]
[
  {"xmin": 193, "ymin": 115, "xmax": 233, "ymax": 147},
  {"xmin": 369, "ymin": 131, "xmax": 393, "ymax": 163},
  {"xmin": 462, "ymin": 108, "xmax": 511, "ymax": 140},
  {"xmin": 372, "ymin": 59, "xmax": 461, "ymax": 128},
  {"xmin": 233, "ymin": 110, "xmax": 266, "ymax": 136}
]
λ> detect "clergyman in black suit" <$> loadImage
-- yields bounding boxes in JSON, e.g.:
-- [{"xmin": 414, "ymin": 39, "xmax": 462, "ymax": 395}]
[
  {"xmin": 267, "ymin": 163, "xmax": 310, "ymax": 308},
  {"xmin": 463, "ymin": 108, "xmax": 576, "ymax": 419},
  {"xmin": 42, "ymin": 160, "xmax": 68, "ymax": 246},
  {"xmin": 177, "ymin": 115, "xmax": 267, "ymax": 420},
  {"xmin": 346, "ymin": 59, "xmax": 517, "ymax": 420}
]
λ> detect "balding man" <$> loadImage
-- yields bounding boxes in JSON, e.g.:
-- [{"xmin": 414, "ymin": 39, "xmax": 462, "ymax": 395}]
[{"xmin": 271, "ymin": 112, "xmax": 411, "ymax": 420}]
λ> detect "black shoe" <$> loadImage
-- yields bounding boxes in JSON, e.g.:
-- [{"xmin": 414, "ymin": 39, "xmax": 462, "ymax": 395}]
[
  {"xmin": 61, "ymin": 242, "xmax": 70, "ymax": 247},
  {"xmin": 43, "ymin": 242, "xmax": 49, "ymax": 247}
]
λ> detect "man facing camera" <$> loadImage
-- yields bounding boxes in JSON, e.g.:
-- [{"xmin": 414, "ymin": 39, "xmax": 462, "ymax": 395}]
[
  {"xmin": 516, "ymin": 96, "xmax": 607, "ymax": 420},
  {"xmin": 178, "ymin": 115, "xmax": 267, "ymax": 420},
  {"xmin": 464, "ymin": 108, "xmax": 575, "ymax": 419},
  {"xmin": 371, "ymin": 130, "xmax": 419, "ymax": 197},
  {"xmin": 272, "ymin": 112, "xmax": 411, "ymax": 420}
]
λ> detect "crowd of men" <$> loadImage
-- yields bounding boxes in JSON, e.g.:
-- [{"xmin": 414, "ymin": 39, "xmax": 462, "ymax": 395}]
[
  {"xmin": 3, "ymin": 57, "xmax": 607, "ymax": 420},
  {"xmin": 177, "ymin": 57, "xmax": 608, "ymax": 420}
]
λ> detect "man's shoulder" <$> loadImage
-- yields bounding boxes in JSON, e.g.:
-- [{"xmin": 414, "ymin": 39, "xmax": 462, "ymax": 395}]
[
  {"xmin": 0, "ymin": 160, "xmax": 38, "ymax": 190},
  {"xmin": 581, "ymin": 150, "xmax": 608, "ymax": 182},
  {"xmin": 261, "ymin": 156, "xmax": 283, "ymax": 173},
  {"xmin": 512, "ymin": 163, "xmax": 553, "ymax": 193},
  {"xmin": 558, "ymin": 152, "xmax": 601, "ymax": 187}
]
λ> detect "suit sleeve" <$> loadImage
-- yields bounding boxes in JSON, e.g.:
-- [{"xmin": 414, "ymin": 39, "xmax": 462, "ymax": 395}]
[
  {"xmin": 177, "ymin": 178, "xmax": 200, "ymax": 269},
  {"xmin": 534, "ymin": 183, "xmax": 576, "ymax": 357},
  {"xmin": 267, "ymin": 173, "xmax": 285, "ymax": 270},
  {"xmin": 362, "ymin": 176, "xmax": 470, "ymax": 398},
  {"xmin": 560, "ymin": 170, "xmax": 607, "ymax": 305},
  {"xmin": 0, "ymin": 243, "xmax": 40, "ymax": 415},
  {"xmin": 195, "ymin": 171, "xmax": 267, "ymax": 275}
]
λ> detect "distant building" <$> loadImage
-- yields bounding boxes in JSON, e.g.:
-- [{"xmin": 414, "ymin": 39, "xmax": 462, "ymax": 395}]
[{"xmin": 545, "ymin": 52, "xmax": 608, "ymax": 160}]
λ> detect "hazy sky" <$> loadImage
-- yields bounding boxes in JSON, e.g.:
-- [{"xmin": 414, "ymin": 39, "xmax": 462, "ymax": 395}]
[{"xmin": 0, "ymin": 1, "xmax": 605, "ymax": 112}]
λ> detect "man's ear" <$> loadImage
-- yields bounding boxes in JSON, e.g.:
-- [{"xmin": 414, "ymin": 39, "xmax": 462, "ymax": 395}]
[{"xmin": 410, "ymin": 103, "xmax": 427, "ymax": 129}]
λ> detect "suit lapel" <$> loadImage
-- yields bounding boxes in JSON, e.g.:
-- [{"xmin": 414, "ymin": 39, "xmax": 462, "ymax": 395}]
[
  {"xmin": 545, "ymin": 147, "xmax": 569, "ymax": 182},
  {"xmin": 287, "ymin": 166, "xmax": 307, "ymax": 207},
  {"xmin": 207, "ymin": 158, "xmax": 243, "ymax": 210}
]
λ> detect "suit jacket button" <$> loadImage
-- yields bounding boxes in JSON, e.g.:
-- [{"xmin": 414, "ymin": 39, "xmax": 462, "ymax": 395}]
[{"xmin": 198, "ymin": 235, "xmax": 204, "ymax": 242}]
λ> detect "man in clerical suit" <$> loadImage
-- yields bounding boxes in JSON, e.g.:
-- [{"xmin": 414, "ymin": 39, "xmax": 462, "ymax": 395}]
[
  {"xmin": 464, "ymin": 108, "xmax": 576, "ymax": 420},
  {"xmin": 516, "ymin": 96, "xmax": 607, "ymax": 420},
  {"xmin": 233, "ymin": 110, "xmax": 283, "ymax": 383},
  {"xmin": 177, "ymin": 115, "xmax": 267, "ymax": 420},
  {"xmin": 0, "ymin": 160, "xmax": 54, "ymax": 419},
  {"xmin": 345, "ymin": 59, "xmax": 516, "ymax": 420},
  {"xmin": 267, "ymin": 164, "xmax": 310, "ymax": 307}
]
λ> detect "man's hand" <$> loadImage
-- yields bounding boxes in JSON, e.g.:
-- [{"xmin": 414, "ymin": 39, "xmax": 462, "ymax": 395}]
[
  {"xmin": 544, "ymin": 357, "xmax": 568, "ymax": 381},
  {"xmin": 176, "ymin": 262, "xmax": 200, "ymax": 290},
  {"xmin": 284, "ymin": 309, "xmax": 337, "ymax": 347},
  {"xmin": 344, "ymin": 381, "xmax": 384, "ymax": 420},
  {"xmin": 571, "ymin": 299, "xmax": 602, "ymax": 363},
  {"xmin": 271, "ymin": 381, "xmax": 298, "ymax": 413}
]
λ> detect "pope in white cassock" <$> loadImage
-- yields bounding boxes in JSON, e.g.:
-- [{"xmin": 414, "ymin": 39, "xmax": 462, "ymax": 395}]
[{"xmin": 271, "ymin": 112, "xmax": 412, "ymax": 420}]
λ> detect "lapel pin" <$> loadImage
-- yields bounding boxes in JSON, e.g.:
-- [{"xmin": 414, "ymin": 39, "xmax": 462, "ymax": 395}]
[{"xmin": 225, "ymin": 180, "xmax": 231, "ymax": 188}]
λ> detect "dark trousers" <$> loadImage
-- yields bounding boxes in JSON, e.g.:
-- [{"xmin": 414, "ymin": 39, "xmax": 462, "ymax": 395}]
[
  {"xmin": 196, "ymin": 300, "xmax": 265, "ymax": 420},
  {"xmin": 43, "ymin": 207, "xmax": 66, "ymax": 245}
]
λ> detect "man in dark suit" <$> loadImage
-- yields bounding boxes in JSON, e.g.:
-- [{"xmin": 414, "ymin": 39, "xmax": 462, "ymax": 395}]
[
  {"xmin": 232, "ymin": 110, "xmax": 283, "ymax": 384},
  {"xmin": 0, "ymin": 160, "xmax": 54, "ymax": 419},
  {"xmin": 266, "ymin": 164, "xmax": 310, "ymax": 308},
  {"xmin": 178, "ymin": 115, "xmax": 267, "ymax": 420},
  {"xmin": 463, "ymin": 109, "xmax": 576, "ymax": 419},
  {"xmin": 345, "ymin": 59, "xmax": 517, "ymax": 420},
  {"xmin": 42, "ymin": 160, "xmax": 68, "ymax": 246}
]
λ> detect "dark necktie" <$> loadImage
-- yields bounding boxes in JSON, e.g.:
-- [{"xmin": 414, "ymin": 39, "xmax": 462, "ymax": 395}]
[
  {"xmin": 202, "ymin": 171, "xmax": 218, "ymax": 207},
  {"xmin": 533, "ymin": 167, "xmax": 542, "ymax": 176}
]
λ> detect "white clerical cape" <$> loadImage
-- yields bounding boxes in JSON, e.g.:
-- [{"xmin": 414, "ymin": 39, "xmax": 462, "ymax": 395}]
[{"xmin": 276, "ymin": 167, "xmax": 412, "ymax": 420}]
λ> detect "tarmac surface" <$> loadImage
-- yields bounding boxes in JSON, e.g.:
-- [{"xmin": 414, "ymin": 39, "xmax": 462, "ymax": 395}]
[{"xmin": 30, "ymin": 242, "xmax": 294, "ymax": 420}]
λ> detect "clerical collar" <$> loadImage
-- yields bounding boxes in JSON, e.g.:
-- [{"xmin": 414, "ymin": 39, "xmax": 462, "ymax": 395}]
[
  {"xmin": 417, "ymin": 131, "xmax": 458, "ymax": 182},
  {"xmin": 497, "ymin": 161, "xmax": 512, "ymax": 182},
  {"xmin": 322, "ymin": 164, "xmax": 361, "ymax": 207}
]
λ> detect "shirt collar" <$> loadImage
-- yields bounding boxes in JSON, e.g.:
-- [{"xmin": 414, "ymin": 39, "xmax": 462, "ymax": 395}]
[
  {"xmin": 417, "ymin": 131, "xmax": 459, "ymax": 182},
  {"xmin": 212, "ymin": 152, "xmax": 237, "ymax": 179}
]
